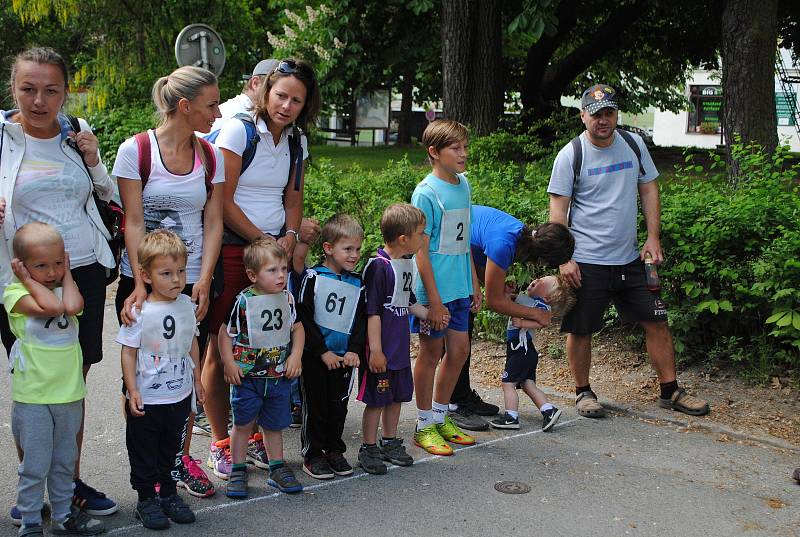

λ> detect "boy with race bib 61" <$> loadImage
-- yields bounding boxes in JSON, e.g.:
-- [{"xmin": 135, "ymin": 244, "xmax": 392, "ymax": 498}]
[{"xmin": 297, "ymin": 214, "xmax": 366, "ymax": 480}]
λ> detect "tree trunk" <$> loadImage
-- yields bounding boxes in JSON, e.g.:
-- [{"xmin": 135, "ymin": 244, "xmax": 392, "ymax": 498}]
[
  {"xmin": 441, "ymin": 0, "xmax": 474, "ymax": 124},
  {"xmin": 470, "ymin": 0, "xmax": 503, "ymax": 135},
  {"xmin": 398, "ymin": 73, "xmax": 414, "ymax": 145},
  {"xmin": 721, "ymin": 0, "xmax": 779, "ymax": 182}
]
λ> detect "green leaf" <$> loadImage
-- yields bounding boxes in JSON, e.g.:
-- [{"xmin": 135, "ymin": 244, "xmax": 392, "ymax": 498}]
[
  {"xmin": 776, "ymin": 314, "xmax": 793, "ymax": 327},
  {"xmin": 793, "ymin": 312, "xmax": 800, "ymax": 331},
  {"xmin": 718, "ymin": 300, "xmax": 733, "ymax": 312}
]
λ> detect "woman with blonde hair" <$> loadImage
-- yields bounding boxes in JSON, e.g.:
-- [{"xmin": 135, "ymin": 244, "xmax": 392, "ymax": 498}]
[
  {"xmin": 0, "ymin": 46, "xmax": 120, "ymax": 529},
  {"xmin": 112, "ymin": 65, "xmax": 224, "ymax": 504}
]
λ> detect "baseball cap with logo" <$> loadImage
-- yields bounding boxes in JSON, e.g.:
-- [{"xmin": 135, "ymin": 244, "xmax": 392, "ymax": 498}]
[
  {"xmin": 581, "ymin": 84, "xmax": 619, "ymax": 115},
  {"xmin": 242, "ymin": 59, "xmax": 279, "ymax": 80}
]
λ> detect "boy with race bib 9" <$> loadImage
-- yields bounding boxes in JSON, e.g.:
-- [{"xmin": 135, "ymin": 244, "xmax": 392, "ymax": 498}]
[
  {"xmin": 297, "ymin": 214, "xmax": 366, "ymax": 479},
  {"xmin": 218, "ymin": 237, "xmax": 305, "ymax": 497},
  {"xmin": 357, "ymin": 204, "xmax": 442, "ymax": 475},
  {"xmin": 410, "ymin": 120, "xmax": 482, "ymax": 456},
  {"xmin": 116, "ymin": 230, "xmax": 203, "ymax": 530},
  {"xmin": 5, "ymin": 222, "xmax": 105, "ymax": 536}
]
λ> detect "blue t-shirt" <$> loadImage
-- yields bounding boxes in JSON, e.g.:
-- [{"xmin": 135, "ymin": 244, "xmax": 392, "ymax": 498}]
[
  {"xmin": 470, "ymin": 205, "xmax": 524, "ymax": 272},
  {"xmin": 411, "ymin": 173, "xmax": 473, "ymax": 305},
  {"xmin": 548, "ymin": 131, "xmax": 658, "ymax": 265}
]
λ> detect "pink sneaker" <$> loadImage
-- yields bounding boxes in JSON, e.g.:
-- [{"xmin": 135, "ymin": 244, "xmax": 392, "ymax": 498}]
[
  {"xmin": 207, "ymin": 438, "xmax": 232, "ymax": 480},
  {"xmin": 177, "ymin": 455, "xmax": 215, "ymax": 497}
]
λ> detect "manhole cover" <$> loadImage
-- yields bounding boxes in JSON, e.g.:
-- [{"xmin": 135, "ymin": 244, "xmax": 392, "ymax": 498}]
[{"xmin": 494, "ymin": 481, "xmax": 531, "ymax": 494}]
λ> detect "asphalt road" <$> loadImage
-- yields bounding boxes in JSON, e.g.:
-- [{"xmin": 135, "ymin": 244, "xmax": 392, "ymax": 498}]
[{"xmin": 0, "ymin": 296, "xmax": 797, "ymax": 536}]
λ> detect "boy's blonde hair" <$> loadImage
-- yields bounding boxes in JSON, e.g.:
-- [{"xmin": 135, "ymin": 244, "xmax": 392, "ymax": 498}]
[
  {"xmin": 421, "ymin": 119, "xmax": 469, "ymax": 165},
  {"xmin": 381, "ymin": 203, "xmax": 426, "ymax": 243},
  {"xmin": 549, "ymin": 274, "xmax": 577, "ymax": 318},
  {"xmin": 320, "ymin": 214, "xmax": 364, "ymax": 246},
  {"xmin": 138, "ymin": 229, "xmax": 187, "ymax": 272},
  {"xmin": 12, "ymin": 222, "xmax": 63, "ymax": 260},
  {"xmin": 243, "ymin": 236, "xmax": 288, "ymax": 273}
]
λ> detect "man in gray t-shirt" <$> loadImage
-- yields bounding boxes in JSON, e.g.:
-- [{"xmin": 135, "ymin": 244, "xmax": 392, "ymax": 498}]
[{"xmin": 547, "ymin": 84, "xmax": 709, "ymax": 418}]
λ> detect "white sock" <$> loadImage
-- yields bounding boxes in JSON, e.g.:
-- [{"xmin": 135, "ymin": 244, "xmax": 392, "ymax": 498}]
[
  {"xmin": 507, "ymin": 410, "xmax": 519, "ymax": 419},
  {"xmin": 448, "ymin": 403, "xmax": 459, "ymax": 411},
  {"xmin": 432, "ymin": 401, "xmax": 449, "ymax": 424},
  {"xmin": 540, "ymin": 403, "xmax": 554, "ymax": 413},
  {"xmin": 417, "ymin": 409, "xmax": 434, "ymax": 430}
]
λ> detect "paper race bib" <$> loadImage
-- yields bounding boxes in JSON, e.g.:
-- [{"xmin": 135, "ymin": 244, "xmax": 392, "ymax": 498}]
[
  {"xmin": 244, "ymin": 292, "xmax": 292, "ymax": 349},
  {"xmin": 314, "ymin": 276, "xmax": 360, "ymax": 334},
  {"xmin": 24, "ymin": 288, "xmax": 78, "ymax": 347},
  {"xmin": 436, "ymin": 207, "xmax": 470, "ymax": 255},
  {"xmin": 140, "ymin": 299, "xmax": 196, "ymax": 360},
  {"xmin": 389, "ymin": 258, "xmax": 414, "ymax": 307},
  {"xmin": 25, "ymin": 313, "xmax": 78, "ymax": 347}
]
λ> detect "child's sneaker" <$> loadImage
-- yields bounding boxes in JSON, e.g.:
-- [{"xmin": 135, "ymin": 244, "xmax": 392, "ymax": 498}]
[
  {"xmin": 159, "ymin": 494, "xmax": 195, "ymax": 524},
  {"xmin": 290, "ymin": 405, "xmax": 302, "ymax": 428},
  {"xmin": 192, "ymin": 411, "xmax": 211, "ymax": 436},
  {"xmin": 326, "ymin": 452, "xmax": 353, "ymax": 476},
  {"xmin": 541, "ymin": 407, "xmax": 563, "ymax": 432},
  {"xmin": 246, "ymin": 433, "xmax": 269, "ymax": 469},
  {"xmin": 413, "ymin": 424, "xmax": 453, "ymax": 456},
  {"xmin": 436, "ymin": 415, "xmax": 476, "ymax": 445},
  {"xmin": 18, "ymin": 524, "xmax": 43, "ymax": 536},
  {"xmin": 490, "ymin": 412, "xmax": 520, "ymax": 430},
  {"xmin": 50, "ymin": 505, "xmax": 105, "ymax": 535},
  {"xmin": 11, "ymin": 504, "xmax": 50, "ymax": 527},
  {"xmin": 303, "ymin": 456, "xmax": 335, "ymax": 480},
  {"xmin": 72, "ymin": 479, "xmax": 119, "ymax": 516},
  {"xmin": 176, "ymin": 455, "xmax": 215, "ymax": 498},
  {"xmin": 267, "ymin": 466, "xmax": 303, "ymax": 493},
  {"xmin": 380, "ymin": 438, "xmax": 414, "ymax": 467},
  {"xmin": 135, "ymin": 498, "xmax": 169, "ymax": 530},
  {"xmin": 358, "ymin": 445, "xmax": 388, "ymax": 475},
  {"xmin": 207, "ymin": 438, "xmax": 232, "ymax": 479},
  {"xmin": 225, "ymin": 468, "xmax": 248, "ymax": 498}
]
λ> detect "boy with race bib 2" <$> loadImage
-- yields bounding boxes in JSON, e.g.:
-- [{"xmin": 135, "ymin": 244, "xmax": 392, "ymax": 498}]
[
  {"xmin": 297, "ymin": 214, "xmax": 366, "ymax": 479},
  {"xmin": 410, "ymin": 120, "xmax": 482, "ymax": 456},
  {"xmin": 116, "ymin": 230, "xmax": 204, "ymax": 530},
  {"xmin": 218, "ymin": 237, "xmax": 304, "ymax": 497},
  {"xmin": 357, "ymin": 204, "xmax": 442, "ymax": 475},
  {"xmin": 4, "ymin": 222, "xmax": 105, "ymax": 536}
]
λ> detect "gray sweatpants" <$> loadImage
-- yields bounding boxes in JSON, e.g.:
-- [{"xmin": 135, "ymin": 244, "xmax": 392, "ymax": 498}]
[{"xmin": 11, "ymin": 400, "xmax": 83, "ymax": 526}]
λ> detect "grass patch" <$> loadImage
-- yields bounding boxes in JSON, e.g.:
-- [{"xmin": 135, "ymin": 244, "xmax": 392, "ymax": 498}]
[{"xmin": 309, "ymin": 144, "xmax": 428, "ymax": 171}]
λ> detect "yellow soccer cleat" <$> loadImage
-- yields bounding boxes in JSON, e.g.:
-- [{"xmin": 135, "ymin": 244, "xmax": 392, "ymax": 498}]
[
  {"xmin": 414, "ymin": 424, "xmax": 453, "ymax": 456},
  {"xmin": 436, "ymin": 415, "xmax": 476, "ymax": 445}
]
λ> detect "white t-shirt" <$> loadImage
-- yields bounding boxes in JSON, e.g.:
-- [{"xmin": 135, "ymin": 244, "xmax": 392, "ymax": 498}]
[
  {"xmin": 115, "ymin": 294, "xmax": 198, "ymax": 405},
  {"xmin": 212, "ymin": 94, "xmax": 253, "ymax": 131},
  {"xmin": 112, "ymin": 130, "xmax": 225, "ymax": 282},
  {"xmin": 12, "ymin": 134, "xmax": 97, "ymax": 267},
  {"xmin": 213, "ymin": 114, "xmax": 308, "ymax": 236}
]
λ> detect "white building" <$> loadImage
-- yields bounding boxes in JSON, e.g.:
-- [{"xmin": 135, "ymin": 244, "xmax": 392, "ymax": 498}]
[{"xmin": 652, "ymin": 49, "xmax": 800, "ymax": 151}]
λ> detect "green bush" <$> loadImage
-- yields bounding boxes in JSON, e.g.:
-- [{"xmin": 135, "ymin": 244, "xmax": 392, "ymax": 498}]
[{"xmin": 87, "ymin": 103, "xmax": 157, "ymax": 166}]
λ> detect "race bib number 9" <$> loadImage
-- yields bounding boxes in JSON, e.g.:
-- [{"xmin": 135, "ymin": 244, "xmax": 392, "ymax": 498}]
[
  {"xmin": 313, "ymin": 276, "xmax": 361, "ymax": 334},
  {"xmin": 140, "ymin": 301, "xmax": 195, "ymax": 359}
]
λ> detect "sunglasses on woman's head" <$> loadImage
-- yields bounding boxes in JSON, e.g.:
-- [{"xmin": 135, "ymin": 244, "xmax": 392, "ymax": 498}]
[{"xmin": 273, "ymin": 60, "xmax": 298, "ymax": 75}]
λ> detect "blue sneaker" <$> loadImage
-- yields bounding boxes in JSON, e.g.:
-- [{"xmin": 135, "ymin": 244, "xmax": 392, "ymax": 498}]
[
  {"xmin": 10, "ymin": 504, "xmax": 50, "ymax": 527},
  {"xmin": 72, "ymin": 479, "xmax": 119, "ymax": 516}
]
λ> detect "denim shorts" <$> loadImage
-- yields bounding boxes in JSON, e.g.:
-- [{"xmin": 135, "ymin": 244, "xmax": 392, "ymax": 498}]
[{"xmin": 230, "ymin": 376, "xmax": 291, "ymax": 431}]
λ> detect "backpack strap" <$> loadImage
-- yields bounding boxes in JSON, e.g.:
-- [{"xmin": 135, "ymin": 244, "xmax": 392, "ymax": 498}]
[
  {"xmin": 134, "ymin": 132, "xmax": 152, "ymax": 188},
  {"xmin": 568, "ymin": 135, "xmax": 582, "ymax": 228},
  {"xmin": 615, "ymin": 128, "xmax": 646, "ymax": 177},
  {"xmin": 197, "ymin": 137, "xmax": 216, "ymax": 199},
  {"xmin": 288, "ymin": 127, "xmax": 304, "ymax": 191},
  {"xmin": 233, "ymin": 113, "xmax": 259, "ymax": 175}
]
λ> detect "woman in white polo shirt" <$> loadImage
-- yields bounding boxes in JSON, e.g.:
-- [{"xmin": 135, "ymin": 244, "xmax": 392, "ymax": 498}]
[{"xmin": 202, "ymin": 59, "xmax": 320, "ymax": 477}]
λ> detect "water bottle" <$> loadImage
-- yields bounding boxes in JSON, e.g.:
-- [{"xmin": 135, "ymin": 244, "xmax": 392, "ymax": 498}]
[{"xmin": 644, "ymin": 252, "xmax": 660, "ymax": 292}]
